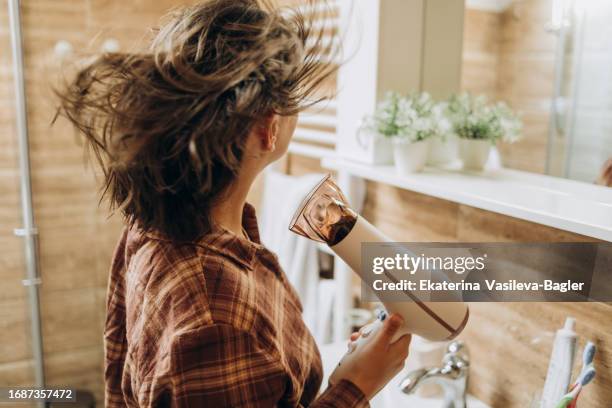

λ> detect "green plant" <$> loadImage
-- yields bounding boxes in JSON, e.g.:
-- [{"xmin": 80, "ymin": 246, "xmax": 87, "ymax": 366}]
[
  {"xmin": 446, "ymin": 93, "xmax": 522, "ymax": 143},
  {"xmin": 364, "ymin": 92, "xmax": 450, "ymax": 143}
]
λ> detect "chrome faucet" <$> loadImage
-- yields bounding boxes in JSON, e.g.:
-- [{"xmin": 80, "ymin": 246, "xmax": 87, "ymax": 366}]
[{"xmin": 399, "ymin": 341, "xmax": 470, "ymax": 408}]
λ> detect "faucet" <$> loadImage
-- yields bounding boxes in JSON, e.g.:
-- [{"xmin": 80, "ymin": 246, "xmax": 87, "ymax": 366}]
[{"xmin": 399, "ymin": 341, "xmax": 470, "ymax": 408}]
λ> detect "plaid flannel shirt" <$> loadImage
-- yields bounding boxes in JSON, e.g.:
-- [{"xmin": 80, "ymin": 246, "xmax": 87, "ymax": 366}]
[{"xmin": 104, "ymin": 203, "xmax": 368, "ymax": 408}]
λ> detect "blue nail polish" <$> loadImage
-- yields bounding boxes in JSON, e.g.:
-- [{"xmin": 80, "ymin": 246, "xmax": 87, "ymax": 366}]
[{"xmin": 379, "ymin": 311, "xmax": 387, "ymax": 321}]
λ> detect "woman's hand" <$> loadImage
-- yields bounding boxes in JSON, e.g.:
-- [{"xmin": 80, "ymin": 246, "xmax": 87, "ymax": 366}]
[{"xmin": 329, "ymin": 314, "xmax": 411, "ymax": 400}]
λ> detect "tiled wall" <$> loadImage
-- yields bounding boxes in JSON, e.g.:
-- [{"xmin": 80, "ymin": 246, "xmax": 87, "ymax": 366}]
[
  {"xmin": 461, "ymin": 0, "xmax": 556, "ymax": 174},
  {"xmin": 461, "ymin": 8, "xmax": 501, "ymax": 99},
  {"xmin": 287, "ymin": 154, "xmax": 612, "ymax": 407},
  {"xmin": 0, "ymin": 1, "xmax": 193, "ymax": 404}
]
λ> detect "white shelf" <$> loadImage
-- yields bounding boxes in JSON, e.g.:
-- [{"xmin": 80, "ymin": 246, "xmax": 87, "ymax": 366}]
[{"xmin": 323, "ymin": 157, "xmax": 612, "ymax": 242}]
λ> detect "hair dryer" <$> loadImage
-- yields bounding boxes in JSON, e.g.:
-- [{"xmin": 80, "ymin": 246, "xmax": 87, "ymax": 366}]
[{"xmin": 289, "ymin": 175, "xmax": 469, "ymax": 342}]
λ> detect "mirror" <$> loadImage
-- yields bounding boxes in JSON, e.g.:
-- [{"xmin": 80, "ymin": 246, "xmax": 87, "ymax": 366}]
[{"xmin": 461, "ymin": 0, "xmax": 612, "ymax": 185}]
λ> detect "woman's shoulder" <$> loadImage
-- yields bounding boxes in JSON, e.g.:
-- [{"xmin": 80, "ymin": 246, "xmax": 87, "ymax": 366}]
[{"xmin": 125, "ymin": 226, "xmax": 265, "ymax": 335}]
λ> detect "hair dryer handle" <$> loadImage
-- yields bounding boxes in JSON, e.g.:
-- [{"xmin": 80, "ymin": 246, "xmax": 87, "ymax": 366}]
[{"xmin": 338, "ymin": 312, "xmax": 411, "ymax": 367}]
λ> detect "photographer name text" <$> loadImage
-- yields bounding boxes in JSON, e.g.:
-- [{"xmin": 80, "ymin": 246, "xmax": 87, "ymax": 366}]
[{"xmin": 372, "ymin": 279, "xmax": 585, "ymax": 293}]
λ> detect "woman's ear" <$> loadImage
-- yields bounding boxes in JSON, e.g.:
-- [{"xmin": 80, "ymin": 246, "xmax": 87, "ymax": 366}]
[{"xmin": 260, "ymin": 114, "xmax": 279, "ymax": 152}]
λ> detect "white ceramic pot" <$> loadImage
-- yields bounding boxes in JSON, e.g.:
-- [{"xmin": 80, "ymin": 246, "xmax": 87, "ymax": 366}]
[
  {"xmin": 427, "ymin": 135, "xmax": 458, "ymax": 166},
  {"xmin": 459, "ymin": 139, "xmax": 491, "ymax": 171},
  {"xmin": 356, "ymin": 128, "xmax": 394, "ymax": 165},
  {"xmin": 393, "ymin": 139, "xmax": 429, "ymax": 174}
]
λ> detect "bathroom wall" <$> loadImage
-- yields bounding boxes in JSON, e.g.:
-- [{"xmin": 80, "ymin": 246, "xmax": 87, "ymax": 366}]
[
  {"xmin": 461, "ymin": 7, "xmax": 501, "ymax": 99},
  {"xmin": 0, "ymin": 1, "xmax": 193, "ymax": 404},
  {"xmin": 461, "ymin": 0, "xmax": 556, "ymax": 174},
  {"xmin": 286, "ymin": 154, "xmax": 612, "ymax": 407}
]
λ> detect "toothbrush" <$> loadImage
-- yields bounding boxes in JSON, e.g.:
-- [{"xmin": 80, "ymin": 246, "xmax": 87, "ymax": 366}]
[
  {"xmin": 567, "ymin": 367, "xmax": 596, "ymax": 408},
  {"xmin": 566, "ymin": 342, "xmax": 596, "ymax": 394},
  {"xmin": 567, "ymin": 342, "xmax": 596, "ymax": 392},
  {"xmin": 579, "ymin": 342, "xmax": 596, "ymax": 376},
  {"xmin": 554, "ymin": 384, "xmax": 581, "ymax": 408},
  {"xmin": 579, "ymin": 366, "xmax": 596, "ymax": 386}
]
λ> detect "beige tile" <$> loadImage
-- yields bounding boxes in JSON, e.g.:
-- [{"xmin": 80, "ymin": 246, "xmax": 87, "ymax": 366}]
[
  {"xmin": 37, "ymin": 226, "xmax": 99, "ymax": 293},
  {"xmin": 457, "ymin": 205, "xmax": 596, "ymax": 242},
  {"xmin": 0, "ymin": 169, "xmax": 21, "ymax": 230},
  {"xmin": 87, "ymin": 0, "xmax": 182, "ymax": 37},
  {"xmin": 459, "ymin": 302, "xmax": 549, "ymax": 406},
  {"xmin": 0, "ymin": 297, "xmax": 31, "ymax": 364},
  {"xmin": 0, "ymin": 139, "xmax": 18, "ymax": 167},
  {"xmin": 27, "ymin": 116, "xmax": 94, "ymax": 171},
  {"xmin": 461, "ymin": 9, "xmax": 501, "ymax": 99},
  {"xmin": 0, "ymin": 236, "xmax": 27, "ymax": 301},
  {"xmin": 0, "ymin": 359, "xmax": 35, "ymax": 388},
  {"xmin": 364, "ymin": 183, "xmax": 459, "ymax": 242},
  {"xmin": 44, "ymin": 346, "xmax": 105, "ymax": 405},
  {"xmin": 461, "ymin": 56, "xmax": 500, "ymax": 98},
  {"xmin": 39, "ymin": 288, "xmax": 102, "ymax": 355},
  {"xmin": 30, "ymin": 167, "xmax": 98, "ymax": 231},
  {"xmin": 0, "ymin": 171, "xmax": 25, "ymax": 298},
  {"xmin": 21, "ymin": 1, "xmax": 89, "ymax": 69},
  {"xmin": 463, "ymin": 9, "xmax": 502, "ymax": 55}
]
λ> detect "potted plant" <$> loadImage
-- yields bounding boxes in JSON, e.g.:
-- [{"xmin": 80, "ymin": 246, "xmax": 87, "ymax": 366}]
[
  {"xmin": 360, "ymin": 92, "xmax": 412, "ymax": 165},
  {"xmin": 426, "ymin": 101, "xmax": 457, "ymax": 166},
  {"xmin": 446, "ymin": 93, "xmax": 522, "ymax": 171},
  {"xmin": 356, "ymin": 93, "xmax": 398, "ymax": 165},
  {"xmin": 391, "ymin": 92, "xmax": 446, "ymax": 174},
  {"xmin": 364, "ymin": 92, "xmax": 435, "ymax": 174}
]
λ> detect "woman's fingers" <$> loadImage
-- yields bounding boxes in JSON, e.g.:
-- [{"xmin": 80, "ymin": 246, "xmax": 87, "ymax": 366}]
[
  {"xmin": 375, "ymin": 313, "xmax": 404, "ymax": 344},
  {"xmin": 350, "ymin": 331, "xmax": 360, "ymax": 342},
  {"xmin": 389, "ymin": 334, "xmax": 412, "ymax": 360}
]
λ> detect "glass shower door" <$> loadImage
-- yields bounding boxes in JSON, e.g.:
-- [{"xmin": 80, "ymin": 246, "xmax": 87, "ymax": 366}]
[{"xmin": 546, "ymin": 1, "xmax": 612, "ymax": 183}]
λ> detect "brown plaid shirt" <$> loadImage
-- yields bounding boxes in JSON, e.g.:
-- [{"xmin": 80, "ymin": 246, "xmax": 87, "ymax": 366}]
[{"xmin": 104, "ymin": 203, "xmax": 368, "ymax": 407}]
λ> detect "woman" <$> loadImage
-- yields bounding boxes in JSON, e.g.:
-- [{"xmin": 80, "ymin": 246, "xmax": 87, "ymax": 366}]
[{"xmin": 57, "ymin": 1, "xmax": 411, "ymax": 406}]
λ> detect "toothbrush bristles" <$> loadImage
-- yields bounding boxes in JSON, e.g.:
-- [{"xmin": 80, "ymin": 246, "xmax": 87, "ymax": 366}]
[
  {"xmin": 580, "ymin": 366, "xmax": 596, "ymax": 386},
  {"xmin": 583, "ymin": 342, "xmax": 596, "ymax": 365}
]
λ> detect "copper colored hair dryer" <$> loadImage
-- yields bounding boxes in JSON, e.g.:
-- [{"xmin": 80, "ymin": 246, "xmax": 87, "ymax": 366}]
[{"xmin": 289, "ymin": 175, "xmax": 469, "ymax": 342}]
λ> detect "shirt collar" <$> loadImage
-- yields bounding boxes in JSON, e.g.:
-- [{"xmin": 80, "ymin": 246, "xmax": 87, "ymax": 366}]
[
  {"xmin": 198, "ymin": 203, "xmax": 263, "ymax": 269},
  {"xmin": 139, "ymin": 202, "xmax": 263, "ymax": 270}
]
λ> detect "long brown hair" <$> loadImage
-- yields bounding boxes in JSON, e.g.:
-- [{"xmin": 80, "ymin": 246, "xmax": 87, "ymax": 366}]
[{"xmin": 55, "ymin": 0, "xmax": 338, "ymax": 242}]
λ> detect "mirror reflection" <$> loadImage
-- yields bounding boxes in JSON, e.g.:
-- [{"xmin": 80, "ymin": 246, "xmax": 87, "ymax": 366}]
[{"xmin": 461, "ymin": 0, "xmax": 612, "ymax": 186}]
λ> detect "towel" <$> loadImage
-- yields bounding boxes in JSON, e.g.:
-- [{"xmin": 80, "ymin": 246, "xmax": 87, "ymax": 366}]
[{"xmin": 259, "ymin": 171, "xmax": 335, "ymax": 342}]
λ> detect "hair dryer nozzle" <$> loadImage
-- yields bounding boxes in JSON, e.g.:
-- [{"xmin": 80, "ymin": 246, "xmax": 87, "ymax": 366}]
[{"xmin": 288, "ymin": 174, "xmax": 358, "ymax": 246}]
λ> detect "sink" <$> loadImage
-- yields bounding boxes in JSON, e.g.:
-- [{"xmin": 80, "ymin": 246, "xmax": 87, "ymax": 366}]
[
  {"xmin": 369, "ymin": 373, "xmax": 490, "ymax": 408},
  {"xmin": 319, "ymin": 341, "xmax": 491, "ymax": 408}
]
